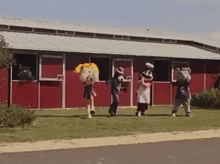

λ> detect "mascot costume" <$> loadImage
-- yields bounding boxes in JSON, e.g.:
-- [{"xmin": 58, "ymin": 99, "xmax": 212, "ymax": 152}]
[
  {"xmin": 75, "ymin": 63, "xmax": 99, "ymax": 118},
  {"xmin": 172, "ymin": 67, "xmax": 192, "ymax": 117},
  {"xmin": 17, "ymin": 64, "xmax": 35, "ymax": 80},
  {"xmin": 109, "ymin": 67, "xmax": 125, "ymax": 116},
  {"xmin": 136, "ymin": 62, "xmax": 154, "ymax": 117}
]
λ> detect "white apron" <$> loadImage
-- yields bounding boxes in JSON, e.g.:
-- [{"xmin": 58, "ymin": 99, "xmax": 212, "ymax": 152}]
[{"xmin": 137, "ymin": 83, "xmax": 151, "ymax": 104}]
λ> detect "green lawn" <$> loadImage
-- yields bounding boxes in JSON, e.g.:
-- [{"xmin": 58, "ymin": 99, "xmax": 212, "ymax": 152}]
[{"xmin": 0, "ymin": 106, "xmax": 220, "ymax": 143}]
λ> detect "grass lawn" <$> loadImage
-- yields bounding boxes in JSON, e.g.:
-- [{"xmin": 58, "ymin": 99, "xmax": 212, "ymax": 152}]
[{"xmin": 0, "ymin": 106, "xmax": 220, "ymax": 143}]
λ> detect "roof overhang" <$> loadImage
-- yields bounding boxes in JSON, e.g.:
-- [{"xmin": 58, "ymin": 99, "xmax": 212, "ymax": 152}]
[{"xmin": 1, "ymin": 31, "xmax": 220, "ymax": 60}]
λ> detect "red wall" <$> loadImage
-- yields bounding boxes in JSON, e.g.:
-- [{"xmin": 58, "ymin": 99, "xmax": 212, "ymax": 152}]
[
  {"xmin": 65, "ymin": 55, "xmax": 89, "ymax": 107},
  {"xmin": 42, "ymin": 57, "xmax": 63, "ymax": 78},
  {"xmin": 40, "ymin": 81, "xmax": 62, "ymax": 108},
  {"xmin": 66, "ymin": 55, "xmax": 113, "ymax": 107},
  {"xmin": 153, "ymin": 82, "xmax": 171, "ymax": 105},
  {"xmin": 171, "ymin": 83, "xmax": 177, "ymax": 104},
  {"xmin": 190, "ymin": 63, "xmax": 205, "ymax": 96},
  {"xmin": 12, "ymin": 81, "xmax": 38, "ymax": 108},
  {"xmin": 94, "ymin": 82, "xmax": 111, "ymax": 106},
  {"xmin": 0, "ymin": 68, "xmax": 9, "ymax": 104}
]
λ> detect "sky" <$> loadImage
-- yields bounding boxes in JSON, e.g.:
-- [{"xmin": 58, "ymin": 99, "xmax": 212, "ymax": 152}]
[{"xmin": 0, "ymin": 0, "xmax": 220, "ymax": 35}]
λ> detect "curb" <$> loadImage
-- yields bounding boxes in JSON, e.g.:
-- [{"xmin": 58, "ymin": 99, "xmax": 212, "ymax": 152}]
[{"xmin": 1, "ymin": 129, "xmax": 220, "ymax": 153}]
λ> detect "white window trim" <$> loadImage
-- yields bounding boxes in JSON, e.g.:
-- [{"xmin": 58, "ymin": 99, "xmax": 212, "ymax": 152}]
[
  {"xmin": 39, "ymin": 55, "xmax": 63, "ymax": 81},
  {"xmin": 12, "ymin": 53, "xmax": 38, "ymax": 82},
  {"xmin": 172, "ymin": 61, "xmax": 189, "ymax": 82}
]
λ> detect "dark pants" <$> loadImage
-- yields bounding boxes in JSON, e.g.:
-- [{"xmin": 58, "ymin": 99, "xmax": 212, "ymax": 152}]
[
  {"xmin": 137, "ymin": 103, "xmax": 148, "ymax": 112},
  {"xmin": 109, "ymin": 92, "xmax": 119, "ymax": 114}
]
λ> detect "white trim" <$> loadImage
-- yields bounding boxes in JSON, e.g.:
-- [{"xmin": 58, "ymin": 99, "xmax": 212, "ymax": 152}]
[
  {"xmin": 130, "ymin": 57, "xmax": 134, "ymax": 106},
  {"xmin": 112, "ymin": 58, "xmax": 115, "ymax": 78},
  {"xmin": 39, "ymin": 55, "xmax": 64, "ymax": 81},
  {"xmin": 62, "ymin": 53, "xmax": 66, "ymax": 109},
  {"xmin": 113, "ymin": 58, "xmax": 131, "ymax": 61},
  {"xmin": 152, "ymin": 81, "xmax": 154, "ymax": 105},
  {"xmin": 171, "ymin": 61, "xmax": 189, "ymax": 82},
  {"xmin": 12, "ymin": 80, "xmax": 38, "ymax": 82},
  {"xmin": 38, "ymin": 81, "xmax": 40, "ymax": 109},
  {"xmin": 204, "ymin": 64, "xmax": 206, "ymax": 90},
  {"xmin": 10, "ymin": 55, "xmax": 13, "ymax": 105},
  {"xmin": 12, "ymin": 53, "xmax": 38, "ymax": 82},
  {"xmin": 41, "ymin": 55, "xmax": 63, "ymax": 58},
  {"xmin": 90, "ymin": 55, "xmax": 110, "ymax": 58},
  {"xmin": 38, "ymin": 54, "xmax": 64, "ymax": 109},
  {"xmin": 153, "ymin": 81, "xmax": 170, "ymax": 83},
  {"xmin": 170, "ymin": 83, "xmax": 172, "ymax": 105}
]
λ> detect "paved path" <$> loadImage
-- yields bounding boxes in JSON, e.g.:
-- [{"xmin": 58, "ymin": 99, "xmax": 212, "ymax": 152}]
[
  {"xmin": 1, "ymin": 138, "xmax": 220, "ymax": 164},
  {"xmin": 1, "ymin": 129, "xmax": 220, "ymax": 153}
]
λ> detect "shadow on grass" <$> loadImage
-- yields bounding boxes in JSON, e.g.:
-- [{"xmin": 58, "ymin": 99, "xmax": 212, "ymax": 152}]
[
  {"xmin": 37, "ymin": 113, "xmax": 176, "ymax": 119},
  {"xmin": 38, "ymin": 114, "xmax": 138, "ymax": 118}
]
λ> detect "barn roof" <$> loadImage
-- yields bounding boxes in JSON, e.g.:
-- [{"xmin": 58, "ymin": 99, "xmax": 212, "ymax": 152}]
[
  {"xmin": 0, "ymin": 17, "xmax": 180, "ymax": 39},
  {"xmin": 1, "ymin": 31, "xmax": 220, "ymax": 60}
]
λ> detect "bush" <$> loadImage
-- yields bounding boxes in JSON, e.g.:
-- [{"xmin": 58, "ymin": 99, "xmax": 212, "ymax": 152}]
[
  {"xmin": 0, "ymin": 35, "xmax": 12, "ymax": 68},
  {"xmin": 0, "ymin": 104, "xmax": 36, "ymax": 128},
  {"xmin": 191, "ymin": 88, "xmax": 220, "ymax": 108}
]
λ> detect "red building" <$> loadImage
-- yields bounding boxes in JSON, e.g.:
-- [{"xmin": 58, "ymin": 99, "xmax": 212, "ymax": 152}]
[{"xmin": 0, "ymin": 18, "xmax": 220, "ymax": 108}]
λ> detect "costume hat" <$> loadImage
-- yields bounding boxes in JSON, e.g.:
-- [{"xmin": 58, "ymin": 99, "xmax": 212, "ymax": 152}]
[
  {"xmin": 146, "ymin": 62, "xmax": 154, "ymax": 70},
  {"xmin": 116, "ymin": 67, "xmax": 124, "ymax": 75}
]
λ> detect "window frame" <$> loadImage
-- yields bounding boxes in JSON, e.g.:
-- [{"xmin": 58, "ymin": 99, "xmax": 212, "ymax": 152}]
[
  {"xmin": 39, "ymin": 54, "xmax": 64, "ymax": 81},
  {"xmin": 153, "ymin": 59, "xmax": 171, "ymax": 82},
  {"xmin": 12, "ymin": 53, "xmax": 38, "ymax": 82}
]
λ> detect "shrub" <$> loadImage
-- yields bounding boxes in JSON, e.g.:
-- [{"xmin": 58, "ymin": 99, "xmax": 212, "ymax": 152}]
[
  {"xmin": 0, "ymin": 104, "xmax": 36, "ymax": 128},
  {"xmin": 0, "ymin": 35, "xmax": 12, "ymax": 68},
  {"xmin": 191, "ymin": 88, "xmax": 220, "ymax": 108}
]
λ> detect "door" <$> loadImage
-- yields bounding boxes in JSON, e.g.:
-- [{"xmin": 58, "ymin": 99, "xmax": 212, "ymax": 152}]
[
  {"xmin": 113, "ymin": 59, "xmax": 132, "ymax": 106},
  {"xmin": 39, "ymin": 55, "xmax": 64, "ymax": 108},
  {"xmin": 153, "ymin": 60, "xmax": 171, "ymax": 105}
]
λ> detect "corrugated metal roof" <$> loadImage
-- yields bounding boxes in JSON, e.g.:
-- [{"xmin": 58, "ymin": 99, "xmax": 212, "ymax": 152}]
[
  {"xmin": 1, "ymin": 17, "xmax": 220, "ymax": 48},
  {"xmin": 0, "ymin": 17, "xmax": 184, "ymax": 40},
  {"xmin": 1, "ymin": 31, "xmax": 220, "ymax": 60}
]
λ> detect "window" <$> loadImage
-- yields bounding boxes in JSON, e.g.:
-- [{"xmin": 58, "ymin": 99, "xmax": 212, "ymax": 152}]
[
  {"xmin": 39, "ymin": 55, "xmax": 63, "ymax": 80},
  {"xmin": 172, "ymin": 62, "xmax": 189, "ymax": 82},
  {"xmin": 90, "ymin": 57, "xmax": 111, "ymax": 81},
  {"xmin": 154, "ymin": 60, "xmax": 170, "ymax": 81},
  {"xmin": 12, "ymin": 54, "xmax": 37, "ymax": 81}
]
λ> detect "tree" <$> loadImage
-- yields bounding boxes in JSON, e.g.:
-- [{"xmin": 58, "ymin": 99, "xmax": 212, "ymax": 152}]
[{"xmin": 0, "ymin": 35, "xmax": 12, "ymax": 68}]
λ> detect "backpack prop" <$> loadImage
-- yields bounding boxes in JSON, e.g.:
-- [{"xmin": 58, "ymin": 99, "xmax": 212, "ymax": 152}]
[
  {"xmin": 172, "ymin": 67, "xmax": 192, "ymax": 117},
  {"xmin": 75, "ymin": 63, "xmax": 99, "ymax": 118}
]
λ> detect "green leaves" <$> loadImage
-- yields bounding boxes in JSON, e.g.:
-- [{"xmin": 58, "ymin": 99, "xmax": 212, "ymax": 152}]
[
  {"xmin": 0, "ymin": 36, "xmax": 12, "ymax": 68},
  {"xmin": 191, "ymin": 88, "xmax": 220, "ymax": 108},
  {"xmin": 0, "ymin": 104, "xmax": 36, "ymax": 128}
]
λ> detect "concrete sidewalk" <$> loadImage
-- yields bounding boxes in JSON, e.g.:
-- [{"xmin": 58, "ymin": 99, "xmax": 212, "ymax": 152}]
[{"xmin": 1, "ymin": 129, "xmax": 220, "ymax": 153}]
